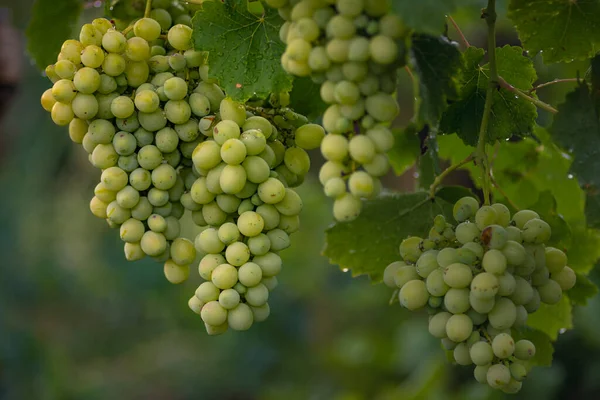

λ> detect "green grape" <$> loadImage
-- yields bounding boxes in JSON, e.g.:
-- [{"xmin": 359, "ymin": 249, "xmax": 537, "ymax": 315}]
[
  {"xmin": 188, "ymin": 295, "xmax": 204, "ymax": 315},
  {"xmin": 212, "ymin": 263, "xmax": 239, "ymax": 289},
  {"xmin": 148, "ymin": 214, "xmax": 167, "ymax": 233},
  {"xmin": 365, "ymin": 92, "xmax": 399, "ymax": 122},
  {"xmin": 348, "ymin": 135, "xmax": 375, "ymax": 164},
  {"xmin": 97, "ymin": 74, "xmax": 118, "ymax": 95},
  {"xmin": 369, "ymin": 35, "xmax": 398, "ymax": 65},
  {"xmin": 492, "ymin": 333, "xmax": 515, "ymax": 359},
  {"xmin": 444, "ymin": 288, "xmax": 470, "ymax": 314},
  {"xmin": 245, "ymin": 283, "xmax": 269, "ymax": 307},
  {"xmin": 116, "ymin": 185, "xmax": 140, "ymax": 208},
  {"xmin": 51, "ymin": 79, "xmax": 77, "ymax": 103},
  {"xmin": 80, "ymin": 23, "xmax": 102, "ymax": 46},
  {"xmin": 218, "ymin": 223, "xmax": 240, "ymax": 245},
  {"xmin": 383, "ymin": 261, "xmax": 405, "ymax": 288},
  {"xmin": 391, "ymin": 265, "xmax": 418, "ymax": 288},
  {"xmin": 488, "ymin": 297, "xmax": 517, "ymax": 330},
  {"xmin": 510, "ymin": 276, "xmax": 534, "ymax": 305},
  {"xmin": 101, "ymin": 167, "xmax": 128, "ymax": 191},
  {"xmin": 131, "ymin": 197, "xmax": 153, "ymax": 220},
  {"xmin": 521, "ymin": 218, "xmax": 551, "ymax": 244},
  {"xmin": 474, "ymin": 364, "xmax": 491, "ymax": 384},
  {"xmin": 196, "ymin": 281, "xmax": 221, "ymax": 302},
  {"xmin": 202, "ymin": 201, "xmax": 228, "ymax": 226},
  {"xmin": 147, "ymin": 187, "xmax": 169, "ymax": 207},
  {"xmin": 470, "ymin": 341, "xmax": 494, "ymax": 366},
  {"xmin": 110, "ymin": 96, "xmax": 134, "ymax": 119},
  {"xmin": 129, "ymin": 168, "xmax": 151, "ymax": 191},
  {"xmin": 140, "ymin": 231, "xmax": 167, "ymax": 256},
  {"xmin": 216, "ymin": 194, "xmax": 241, "ymax": 213},
  {"xmin": 284, "ymin": 147, "xmax": 310, "ymax": 175},
  {"xmin": 398, "ymin": 236, "xmax": 421, "ymax": 263},
  {"xmin": 453, "ymin": 343, "xmax": 473, "ymax": 366},
  {"xmin": 321, "ymin": 134, "xmax": 349, "ymax": 162},
  {"xmin": 469, "ymin": 291, "xmax": 495, "ymax": 313},
  {"xmin": 219, "ymin": 288, "xmax": 241, "ymax": 310},
  {"xmin": 225, "ymin": 242, "xmax": 251, "ymax": 267},
  {"xmin": 124, "ymin": 242, "xmax": 145, "ymax": 261},
  {"xmin": 414, "ymin": 251, "xmax": 438, "ymax": 279},
  {"xmin": 474, "ymin": 206, "xmax": 496, "ymax": 230},
  {"xmin": 199, "ymin": 254, "xmax": 226, "ymax": 280},
  {"xmin": 545, "ymin": 247, "xmax": 567, "ymax": 274},
  {"xmin": 90, "ymin": 196, "xmax": 108, "ymax": 219},
  {"xmin": 497, "ymin": 272, "xmax": 516, "ymax": 296},
  {"xmin": 332, "ymin": 193, "xmax": 362, "ymax": 222},
  {"xmin": 445, "ymin": 313, "xmax": 473, "ymax": 342},
  {"xmin": 219, "ymin": 138, "xmax": 246, "ymax": 165},
  {"xmin": 137, "ymin": 145, "xmax": 162, "ymax": 170},
  {"xmin": 537, "ymin": 279, "xmax": 562, "ymax": 304},
  {"xmin": 428, "ymin": 311, "xmax": 451, "ymax": 338},
  {"xmin": 167, "ymin": 24, "xmax": 192, "ymax": 50},
  {"xmin": 220, "ymin": 165, "xmax": 247, "ymax": 195},
  {"xmin": 119, "ymin": 218, "xmax": 145, "ymax": 242},
  {"xmin": 512, "ymin": 209, "xmax": 540, "ymax": 229},
  {"xmin": 197, "ymin": 228, "xmax": 226, "ymax": 254},
  {"xmin": 71, "ymin": 94, "xmax": 99, "ymax": 120},
  {"xmin": 193, "ymin": 140, "xmax": 222, "ymax": 171},
  {"xmin": 453, "ymin": 197, "xmax": 480, "ymax": 222},
  {"xmin": 235, "ymin": 211, "xmax": 264, "ymax": 237},
  {"xmin": 228, "ymin": 303, "xmax": 254, "ymax": 331},
  {"xmin": 482, "ymin": 249, "xmax": 507, "ymax": 275},
  {"xmin": 94, "ymin": 182, "xmax": 117, "ymax": 203},
  {"xmin": 201, "ymin": 301, "xmax": 228, "ymax": 326},
  {"xmin": 253, "ymin": 252, "xmax": 282, "ymax": 277},
  {"xmin": 424, "ymin": 268, "xmax": 448, "ymax": 296},
  {"xmin": 509, "ymin": 362, "xmax": 527, "ymax": 382},
  {"xmin": 487, "ymin": 363, "xmax": 511, "ymax": 389},
  {"xmin": 175, "ymin": 119, "xmax": 199, "ymax": 142},
  {"xmin": 443, "ymin": 263, "xmax": 473, "ymax": 289},
  {"xmin": 470, "ymin": 272, "xmax": 499, "ymax": 299},
  {"xmin": 134, "ymin": 17, "xmax": 162, "ymax": 42},
  {"xmin": 514, "ymin": 339, "xmax": 536, "ymax": 360},
  {"xmin": 398, "ymin": 279, "xmax": 428, "ymax": 310},
  {"xmin": 60, "ymin": 39, "xmax": 84, "ymax": 63},
  {"xmin": 274, "ymin": 188, "xmax": 303, "ymax": 216},
  {"xmin": 552, "ymin": 266, "xmax": 576, "ymax": 291},
  {"xmin": 170, "ymin": 238, "xmax": 196, "ymax": 266},
  {"xmin": 347, "ymin": 171, "xmax": 373, "ymax": 198},
  {"xmin": 151, "ymin": 164, "xmax": 177, "ymax": 190},
  {"xmin": 434, "ymin": 248, "xmax": 457, "ymax": 268}
]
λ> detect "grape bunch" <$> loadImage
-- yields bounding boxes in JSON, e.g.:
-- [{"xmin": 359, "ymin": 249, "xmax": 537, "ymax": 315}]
[
  {"xmin": 265, "ymin": 0, "xmax": 405, "ymax": 222},
  {"xmin": 383, "ymin": 197, "xmax": 576, "ymax": 393},
  {"xmin": 39, "ymin": 1, "xmax": 321, "ymax": 333},
  {"xmin": 187, "ymin": 100, "xmax": 324, "ymax": 334}
]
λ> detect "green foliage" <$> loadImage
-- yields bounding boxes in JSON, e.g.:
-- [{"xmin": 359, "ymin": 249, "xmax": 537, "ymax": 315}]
[
  {"xmin": 392, "ymin": 0, "xmax": 470, "ymax": 35},
  {"xmin": 508, "ymin": 0, "xmax": 600, "ymax": 63},
  {"xmin": 26, "ymin": 0, "xmax": 82, "ymax": 69},
  {"xmin": 440, "ymin": 46, "xmax": 538, "ymax": 145},
  {"xmin": 323, "ymin": 192, "xmax": 452, "ymax": 282},
  {"xmin": 527, "ymin": 296, "xmax": 573, "ymax": 341},
  {"xmin": 569, "ymin": 273, "xmax": 600, "ymax": 306},
  {"xmin": 191, "ymin": 0, "xmax": 293, "ymax": 102},
  {"xmin": 289, "ymin": 77, "xmax": 327, "ymax": 122},
  {"xmin": 388, "ymin": 126, "xmax": 421, "ymax": 176},
  {"xmin": 410, "ymin": 34, "xmax": 462, "ymax": 126}
]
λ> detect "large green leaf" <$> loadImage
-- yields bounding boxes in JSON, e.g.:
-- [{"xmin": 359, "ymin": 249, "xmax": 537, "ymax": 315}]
[
  {"xmin": 410, "ymin": 34, "xmax": 462, "ymax": 126},
  {"xmin": 568, "ymin": 272, "xmax": 599, "ymax": 306},
  {"xmin": 508, "ymin": 0, "xmax": 600, "ymax": 64},
  {"xmin": 191, "ymin": 0, "xmax": 293, "ymax": 102},
  {"xmin": 392, "ymin": 0, "xmax": 471, "ymax": 35},
  {"xmin": 388, "ymin": 126, "xmax": 421, "ymax": 176},
  {"xmin": 288, "ymin": 77, "xmax": 327, "ymax": 122},
  {"xmin": 26, "ymin": 0, "xmax": 83, "ymax": 69},
  {"xmin": 440, "ymin": 46, "xmax": 538, "ymax": 146},
  {"xmin": 526, "ymin": 296, "xmax": 573, "ymax": 341},
  {"xmin": 323, "ymin": 192, "xmax": 453, "ymax": 282}
]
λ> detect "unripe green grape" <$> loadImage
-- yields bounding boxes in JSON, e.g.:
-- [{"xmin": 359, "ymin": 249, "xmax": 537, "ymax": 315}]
[
  {"xmin": 453, "ymin": 196, "xmax": 479, "ymax": 222},
  {"xmin": 256, "ymin": 177, "xmax": 284, "ymax": 204},
  {"xmin": 510, "ymin": 276, "xmax": 534, "ymax": 305},
  {"xmin": 492, "ymin": 333, "xmax": 515, "ymax": 359},
  {"xmin": 137, "ymin": 145, "xmax": 163, "ymax": 170},
  {"xmin": 245, "ymin": 283, "xmax": 269, "ymax": 307},
  {"xmin": 369, "ymin": 35, "xmax": 398, "ymax": 64},
  {"xmin": 521, "ymin": 218, "xmax": 551, "ymax": 244},
  {"xmin": 201, "ymin": 301, "xmax": 228, "ymax": 326},
  {"xmin": 365, "ymin": 93, "xmax": 399, "ymax": 122},
  {"xmin": 545, "ymin": 247, "xmax": 567, "ymax": 274},
  {"xmin": 151, "ymin": 164, "xmax": 177, "ymax": 190},
  {"xmin": 253, "ymin": 252, "xmax": 282, "ymax": 277},
  {"xmin": 474, "ymin": 364, "xmax": 491, "ymax": 384},
  {"xmin": 97, "ymin": 74, "xmax": 118, "ymax": 95},
  {"xmin": 453, "ymin": 343, "xmax": 472, "ymax": 366},
  {"xmin": 216, "ymin": 194, "xmax": 242, "ymax": 214},
  {"xmin": 106, "ymin": 200, "xmax": 131, "ymax": 224},
  {"xmin": 497, "ymin": 272, "xmax": 516, "ymax": 296},
  {"xmin": 228, "ymin": 303, "xmax": 254, "ymax": 331},
  {"xmin": 398, "ymin": 279, "xmax": 428, "ymax": 310},
  {"xmin": 383, "ymin": 261, "xmax": 405, "ymax": 288},
  {"xmin": 198, "ymin": 228, "xmax": 226, "ymax": 254},
  {"xmin": 435, "ymin": 248, "xmax": 458, "ymax": 268},
  {"xmin": 391, "ymin": 265, "xmax": 418, "ymax": 289},
  {"xmin": 201, "ymin": 201, "xmax": 228, "ymax": 226},
  {"xmin": 164, "ymin": 100, "xmax": 191, "ymax": 124},
  {"xmin": 125, "ymin": 61, "xmax": 150, "ymax": 88},
  {"xmin": 487, "ymin": 363, "xmax": 511, "ymax": 389},
  {"xmin": 60, "ymin": 39, "xmax": 84, "ymax": 63},
  {"xmin": 470, "ymin": 341, "xmax": 494, "ymax": 366},
  {"xmin": 349, "ymin": 135, "xmax": 376, "ymax": 164},
  {"xmin": 399, "ymin": 236, "xmax": 422, "ymax": 263},
  {"xmin": 511, "ymin": 209, "xmax": 540, "ymax": 229},
  {"xmin": 241, "ymin": 156, "xmax": 270, "ymax": 184},
  {"xmin": 71, "ymin": 93, "xmax": 99, "ymax": 120},
  {"xmin": 90, "ymin": 196, "xmax": 108, "ymax": 219},
  {"xmin": 213, "ymin": 120, "xmax": 241, "ymax": 145},
  {"xmin": 470, "ymin": 272, "xmax": 499, "ymax": 300},
  {"xmin": 218, "ymin": 288, "xmax": 241, "ymax": 310},
  {"xmin": 275, "ymin": 188, "xmax": 303, "ymax": 216},
  {"xmin": 119, "ymin": 218, "xmax": 145, "ymax": 242},
  {"xmin": 444, "ymin": 288, "xmax": 470, "ymax": 314},
  {"xmin": 321, "ymin": 134, "xmax": 349, "ymax": 162},
  {"xmin": 94, "ymin": 182, "xmax": 116, "ymax": 203},
  {"xmin": 443, "ymin": 263, "xmax": 473, "ymax": 289},
  {"xmin": 147, "ymin": 214, "xmax": 166, "ymax": 233},
  {"xmin": 537, "ymin": 279, "xmax": 562, "ymax": 304},
  {"xmin": 425, "ymin": 268, "xmax": 449, "ymax": 296},
  {"xmin": 428, "ymin": 311, "xmax": 451, "ymax": 338},
  {"xmin": 116, "ymin": 185, "xmax": 140, "ymax": 209},
  {"xmin": 445, "ymin": 313, "xmax": 473, "ymax": 342},
  {"xmin": 212, "ymin": 263, "xmax": 239, "ymax": 289},
  {"xmin": 333, "ymin": 192, "xmax": 361, "ymax": 222},
  {"xmin": 488, "ymin": 297, "xmax": 517, "ymax": 329},
  {"xmin": 124, "ymin": 242, "xmax": 145, "ymax": 261},
  {"xmin": 80, "ymin": 23, "xmax": 102, "ymax": 46},
  {"xmin": 130, "ymin": 197, "xmax": 152, "ymax": 220},
  {"xmin": 170, "ymin": 238, "xmax": 196, "ymax": 266},
  {"xmin": 134, "ymin": 18, "xmax": 162, "ymax": 41},
  {"xmin": 482, "ymin": 249, "xmax": 507, "ymax": 274},
  {"xmin": 101, "ymin": 166, "xmax": 128, "ymax": 191},
  {"xmin": 441, "ymin": 338, "xmax": 457, "ymax": 351},
  {"xmin": 552, "ymin": 266, "xmax": 576, "ymax": 290}
]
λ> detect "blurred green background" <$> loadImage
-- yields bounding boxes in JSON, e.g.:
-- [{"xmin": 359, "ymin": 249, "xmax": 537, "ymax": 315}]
[{"xmin": 1, "ymin": 1, "xmax": 600, "ymax": 399}]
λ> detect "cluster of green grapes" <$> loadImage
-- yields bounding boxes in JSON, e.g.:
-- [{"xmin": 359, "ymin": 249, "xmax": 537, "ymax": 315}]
[
  {"xmin": 39, "ymin": 1, "xmax": 322, "ymax": 333},
  {"xmin": 265, "ymin": 0, "xmax": 405, "ymax": 222},
  {"xmin": 383, "ymin": 197, "xmax": 576, "ymax": 393},
  {"xmin": 188, "ymin": 100, "xmax": 325, "ymax": 334}
]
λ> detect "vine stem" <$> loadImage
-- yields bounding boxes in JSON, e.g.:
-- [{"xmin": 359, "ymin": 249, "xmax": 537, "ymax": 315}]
[
  {"xmin": 428, "ymin": 154, "xmax": 475, "ymax": 199},
  {"xmin": 447, "ymin": 15, "xmax": 470, "ymax": 48},
  {"xmin": 497, "ymin": 77, "xmax": 558, "ymax": 114},
  {"xmin": 144, "ymin": 0, "xmax": 153, "ymax": 18},
  {"xmin": 476, "ymin": 0, "xmax": 498, "ymax": 206},
  {"xmin": 528, "ymin": 78, "xmax": 579, "ymax": 93}
]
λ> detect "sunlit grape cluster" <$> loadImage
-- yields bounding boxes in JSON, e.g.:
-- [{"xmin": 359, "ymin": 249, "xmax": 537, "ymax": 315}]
[
  {"xmin": 40, "ymin": 1, "xmax": 321, "ymax": 333},
  {"xmin": 383, "ymin": 197, "xmax": 576, "ymax": 393},
  {"xmin": 266, "ymin": 0, "xmax": 406, "ymax": 222}
]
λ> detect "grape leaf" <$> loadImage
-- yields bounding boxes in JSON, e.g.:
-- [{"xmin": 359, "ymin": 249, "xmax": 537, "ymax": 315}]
[
  {"xmin": 191, "ymin": 0, "xmax": 293, "ymax": 102},
  {"xmin": 568, "ymin": 272, "xmax": 599, "ymax": 306},
  {"xmin": 435, "ymin": 186, "xmax": 477, "ymax": 204},
  {"xmin": 388, "ymin": 126, "xmax": 421, "ymax": 176},
  {"xmin": 526, "ymin": 296, "xmax": 573, "ymax": 341},
  {"xmin": 410, "ymin": 34, "xmax": 462, "ymax": 125},
  {"xmin": 26, "ymin": 0, "xmax": 83, "ymax": 69},
  {"xmin": 323, "ymin": 192, "xmax": 453, "ymax": 282},
  {"xmin": 288, "ymin": 77, "xmax": 327, "ymax": 122},
  {"xmin": 513, "ymin": 329, "xmax": 554, "ymax": 367},
  {"xmin": 392, "ymin": 0, "xmax": 471, "ymax": 35},
  {"xmin": 507, "ymin": 0, "xmax": 600, "ymax": 64},
  {"xmin": 440, "ymin": 46, "xmax": 538, "ymax": 146}
]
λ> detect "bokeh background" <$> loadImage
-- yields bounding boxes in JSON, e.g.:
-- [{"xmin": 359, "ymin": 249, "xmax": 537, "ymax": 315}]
[{"xmin": 1, "ymin": 1, "xmax": 600, "ymax": 399}]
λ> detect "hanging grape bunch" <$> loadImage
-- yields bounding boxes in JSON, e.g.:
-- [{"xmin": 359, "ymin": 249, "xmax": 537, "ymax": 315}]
[
  {"xmin": 266, "ymin": 0, "xmax": 405, "ymax": 222},
  {"xmin": 383, "ymin": 197, "xmax": 576, "ymax": 393},
  {"xmin": 39, "ymin": 0, "xmax": 322, "ymax": 334}
]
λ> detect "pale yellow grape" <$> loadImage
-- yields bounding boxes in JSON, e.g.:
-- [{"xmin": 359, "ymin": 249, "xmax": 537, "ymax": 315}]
[
  {"xmin": 201, "ymin": 301, "xmax": 228, "ymax": 326},
  {"xmin": 212, "ymin": 263, "xmax": 238, "ymax": 289},
  {"xmin": 164, "ymin": 259, "xmax": 190, "ymax": 284}
]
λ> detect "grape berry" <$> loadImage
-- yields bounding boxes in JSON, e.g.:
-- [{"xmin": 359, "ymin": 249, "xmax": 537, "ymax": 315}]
[{"xmin": 383, "ymin": 197, "xmax": 576, "ymax": 393}]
